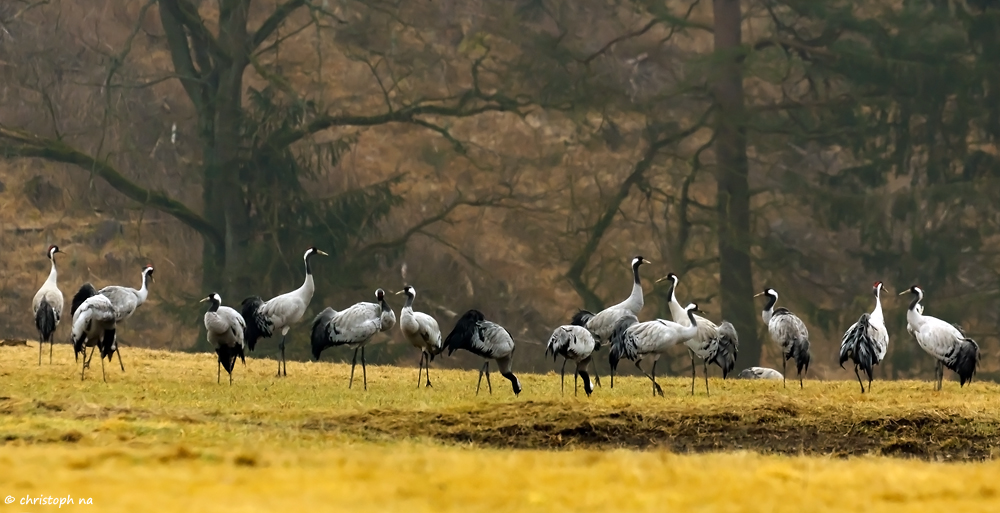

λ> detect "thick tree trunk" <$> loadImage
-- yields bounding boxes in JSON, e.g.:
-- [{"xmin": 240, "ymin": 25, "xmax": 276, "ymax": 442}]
[{"xmin": 712, "ymin": 0, "xmax": 761, "ymax": 368}]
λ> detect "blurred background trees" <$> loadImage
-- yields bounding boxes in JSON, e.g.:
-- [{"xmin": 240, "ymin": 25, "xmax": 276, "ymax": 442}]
[{"xmin": 0, "ymin": 0, "xmax": 997, "ymax": 380}]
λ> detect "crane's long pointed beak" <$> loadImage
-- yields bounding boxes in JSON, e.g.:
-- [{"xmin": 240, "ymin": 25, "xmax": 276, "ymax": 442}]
[
  {"xmin": 317, "ymin": 250, "xmax": 329, "ymax": 256},
  {"xmin": 897, "ymin": 290, "xmax": 909, "ymax": 296},
  {"xmin": 199, "ymin": 297, "xmax": 209, "ymax": 303},
  {"xmin": 753, "ymin": 292, "xmax": 764, "ymax": 298},
  {"xmin": 654, "ymin": 276, "xmax": 669, "ymax": 283},
  {"xmin": 643, "ymin": 259, "xmax": 653, "ymax": 264},
  {"xmin": 395, "ymin": 290, "xmax": 405, "ymax": 295}
]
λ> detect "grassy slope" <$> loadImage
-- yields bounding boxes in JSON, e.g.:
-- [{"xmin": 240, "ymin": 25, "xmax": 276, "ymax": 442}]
[{"xmin": 2, "ymin": 344, "xmax": 1000, "ymax": 512}]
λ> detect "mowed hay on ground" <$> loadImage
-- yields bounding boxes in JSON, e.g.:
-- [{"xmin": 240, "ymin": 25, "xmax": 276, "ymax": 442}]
[{"xmin": 2, "ymin": 343, "xmax": 1000, "ymax": 512}]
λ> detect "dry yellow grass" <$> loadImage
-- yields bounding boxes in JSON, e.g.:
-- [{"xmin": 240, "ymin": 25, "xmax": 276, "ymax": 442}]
[{"xmin": 2, "ymin": 343, "xmax": 999, "ymax": 512}]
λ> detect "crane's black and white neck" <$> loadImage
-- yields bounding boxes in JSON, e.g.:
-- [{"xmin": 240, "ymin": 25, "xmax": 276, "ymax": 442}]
[
  {"xmin": 138, "ymin": 265, "xmax": 154, "ymax": 303},
  {"xmin": 400, "ymin": 285, "xmax": 416, "ymax": 309},
  {"xmin": 757, "ymin": 288, "xmax": 779, "ymax": 324},
  {"xmin": 303, "ymin": 246, "xmax": 328, "ymax": 275},
  {"xmin": 203, "ymin": 292, "xmax": 222, "ymax": 312},
  {"xmin": 624, "ymin": 255, "xmax": 651, "ymax": 312},
  {"xmin": 902, "ymin": 285, "xmax": 923, "ymax": 312}
]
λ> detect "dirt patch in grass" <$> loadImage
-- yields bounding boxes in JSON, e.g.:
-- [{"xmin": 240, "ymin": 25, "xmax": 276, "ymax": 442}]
[{"xmin": 308, "ymin": 401, "xmax": 998, "ymax": 461}]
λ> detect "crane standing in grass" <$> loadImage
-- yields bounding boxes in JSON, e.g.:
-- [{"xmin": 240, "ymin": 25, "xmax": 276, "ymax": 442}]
[
  {"xmin": 571, "ymin": 256, "xmax": 652, "ymax": 388},
  {"xmin": 608, "ymin": 304, "xmax": 702, "ymax": 397},
  {"xmin": 310, "ymin": 288, "xmax": 396, "ymax": 389},
  {"xmin": 839, "ymin": 282, "xmax": 889, "ymax": 393},
  {"xmin": 242, "ymin": 247, "xmax": 328, "ymax": 377},
  {"xmin": 545, "ymin": 325, "xmax": 597, "ymax": 397},
  {"xmin": 70, "ymin": 283, "xmax": 119, "ymax": 382},
  {"xmin": 443, "ymin": 309, "xmax": 521, "ymax": 396},
  {"xmin": 92, "ymin": 264, "xmax": 155, "ymax": 372},
  {"xmin": 32, "ymin": 245, "xmax": 64, "ymax": 365},
  {"xmin": 754, "ymin": 288, "xmax": 811, "ymax": 388},
  {"xmin": 201, "ymin": 293, "xmax": 246, "ymax": 385},
  {"xmin": 900, "ymin": 286, "xmax": 979, "ymax": 390},
  {"xmin": 656, "ymin": 272, "xmax": 739, "ymax": 396},
  {"xmin": 396, "ymin": 286, "xmax": 443, "ymax": 388}
]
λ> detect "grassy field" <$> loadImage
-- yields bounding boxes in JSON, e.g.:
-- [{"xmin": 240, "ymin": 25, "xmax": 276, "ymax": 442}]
[{"xmin": 2, "ymin": 342, "xmax": 1000, "ymax": 512}]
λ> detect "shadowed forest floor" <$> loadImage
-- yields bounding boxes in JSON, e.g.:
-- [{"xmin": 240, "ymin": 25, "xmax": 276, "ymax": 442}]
[{"xmin": 2, "ymin": 344, "xmax": 999, "ymax": 512}]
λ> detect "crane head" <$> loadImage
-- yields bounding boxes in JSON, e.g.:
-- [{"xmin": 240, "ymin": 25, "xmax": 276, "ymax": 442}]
[
  {"xmin": 753, "ymin": 288, "xmax": 778, "ymax": 299},
  {"xmin": 872, "ymin": 281, "xmax": 886, "ymax": 296},
  {"xmin": 898, "ymin": 285, "xmax": 922, "ymax": 297},
  {"xmin": 200, "ymin": 293, "xmax": 222, "ymax": 304},
  {"xmin": 395, "ymin": 285, "xmax": 415, "ymax": 297},
  {"xmin": 375, "ymin": 288, "xmax": 386, "ymax": 301},
  {"xmin": 46, "ymin": 245, "xmax": 63, "ymax": 259},
  {"xmin": 631, "ymin": 255, "xmax": 652, "ymax": 268},
  {"xmin": 305, "ymin": 247, "xmax": 330, "ymax": 260},
  {"xmin": 142, "ymin": 264, "xmax": 155, "ymax": 283},
  {"xmin": 654, "ymin": 272, "xmax": 678, "ymax": 285}
]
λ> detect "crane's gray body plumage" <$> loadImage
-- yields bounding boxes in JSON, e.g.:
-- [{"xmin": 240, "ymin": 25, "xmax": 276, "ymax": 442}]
[
  {"xmin": 71, "ymin": 283, "xmax": 119, "ymax": 381},
  {"xmin": 609, "ymin": 305, "xmax": 699, "ymax": 396},
  {"xmin": 98, "ymin": 266, "xmax": 153, "ymax": 322},
  {"xmin": 545, "ymin": 325, "xmax": 596, "ymax": 396},
  {"xmin": 242, "ymin": 248, "xmax": 326, "ymax": 377},
  {"xmin": 662, "ymin": 274, "xmax": 739, "ymax": 395},
  {"xmin": 398, "ymin": 286, "xmax": 443, "ymax": 388},
  {"xmin": 738, "ymin": 367, "xmax": 783, "ymax": 380},
  {"xmin": 570, "ymin": 257, "xmax": 649, "ymax": 348},
  {"xmin": 443, "ymin": 309, "xmax": 521, "ymax": 396},
  {"xmin": 203, "ymin": 293, "xmax": 246, "ymax": 384},
  {"xmin": 758, "ymin": 289, "xmax": 811, "ymax": 388},
  {"xmin": 310, "ymin": 289, "xmax": 395, "ymax": 389},
  {"xmin": 902, "ymin": 287, "xmax": 978, "ymax": 389},
  {"xmin": 33, "ymin": 246, "xmax": 65, "ymax": 364}
]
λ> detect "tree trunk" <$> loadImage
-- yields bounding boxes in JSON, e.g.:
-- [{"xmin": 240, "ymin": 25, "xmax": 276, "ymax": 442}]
[{"xmin": 712, "ymin": 0, "xmax": 761, "ymax": 368}]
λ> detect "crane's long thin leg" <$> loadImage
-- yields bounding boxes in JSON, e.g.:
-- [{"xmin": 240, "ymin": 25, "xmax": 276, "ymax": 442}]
[
  {"xmin": 425, "ymin": 353, "xmax": 432, "ymax": 388},
  {"xmin": 38, "ymin": 335, "xmax": 43, "ymax": 366},
  {"xmin": 229, "ymin": 370, "xmax": 233, "ymax": 386},
  {"xmin": 100, "ymin": 353, "xmax": 107, "ymax": 383},
  {"xmin": 349, "ymin": 348, "xmax": 358, "ymax": 389},
  {"xmin": 689, "ymin": 351, "xmax": 696, "ymax": 396},
  {"xmin": 484, "ymin": 362, "xmax": 493, "ymax": 395},
  {"xmin": 81, "ymin": 345, "xmax": 94, "ymax": 381},
  {"xmin": 782, "ymin": 359, "xmax": 787, "ymax": 389},
  {"xmin": 218, "ymin": 360, "xmax": 221, "ymax": 384},
  {"xmin": 799, "ymin": 368, "xmax": 804, "ymax": 389},
  {"xmin": 49, "ymin": 338, "xmax": 54, "ymax": 365},
  {"xmin": 476, "ymin": 362, "xmax": 486, "ymax": 395},
  {"xmin": 417, "ymin": 352, "xmax": 424, "ymax": 389},
  {"xmin": 854, "ymin": 365, "xmax": 865, "ymax": 393},
  {"xmin": 936, "ymin": 360, "xmax": 944, "ymax": 391},
  {"xmin": 361, "ymin": 346, "xmax": 368, "ymax": 391},
  {"xmin": 277, "ymin": 335, "xmax": 287, "ymax": 377},
  {"xmin": 633, "ymin": 359, "xmax": 664, "ymax": 396},
  {"xmin": 560, "ymin": 358, "xmax": 567, "ymax": 395},
  {"xmin": 703, "ymin": 360, "xmax": 710, "ymax": 396},
  {"xmin": 117, "ymin": 348, "xmax": 125, "ymax": 371},
  {"xmin": 574, "ymin": 368, "xmax": 578, "ymax": 397},
  {"xmin": 593, "ymin": 370, "xmax": 601, "ymax": 388}
]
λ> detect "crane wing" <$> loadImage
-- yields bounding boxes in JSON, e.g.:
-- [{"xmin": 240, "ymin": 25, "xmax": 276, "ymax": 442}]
[{"xmin": 98, "ymin": 286, "xmax": 139, "ymax": 321}]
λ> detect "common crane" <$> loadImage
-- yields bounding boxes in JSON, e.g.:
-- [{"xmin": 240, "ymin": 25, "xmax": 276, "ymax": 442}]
[
  {"xmin": 754, "ymin": 288, "xmax": 811, "ymax": 388},
  {"xmin": 655, "ymin": 272, "xmax": 739, "ymax": 395},
  {"xmin": 608, "ymin": 304, "xmax": 701, "ymax": 396},
  {"xmin": 310, "ymin": 288, "xmax": 396, "ymax": 389},
  {"xmin": 900, "ymin": 286, "xmax": 979, "ymax": 390},
  {"xmin": 201, "ymin": 293, "xmax": 246, "ymax": 385},
  {"xmin": 443, "ymin": 309, "xmax": 521, "ymax": 396},
  {"xmin": 32, "ymin": 245, "xmax": 64, "ymax": 365},
  {"xmin": 242, "ymin": 247, "xmax": 327, "ymax": 377},
  {"xmin": 839, "ymin": 282, "xmax": 889, "ymax": 393},
  {"xmin": 396, "ymin": 286, "xmax": 443, "ymax": 388},
  {"xmin": 545, "ymin": 325, "xmax": 597, "ymax": 396}
]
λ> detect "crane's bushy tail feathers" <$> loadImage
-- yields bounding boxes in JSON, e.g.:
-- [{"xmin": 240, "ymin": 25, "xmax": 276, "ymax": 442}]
[
  {"xmin": 217, "ymin": 345, "xmax": 242, "ymax": 375},
  {"xmin": 839, "ymin": 313, "xmax": 876, "ymax": 382},
  {"xmin": 946, "ymin": 338, "xmax": 980, "ymax": 387},
  {"xmin": 309, "ymin": 307, "xmax": 337, "ymax": 360},
  {"xmin": 240, "ymin": 296, "xmax": 270, "ymax": 351},
  {"xmin": 794, "ymin": 338, "xmax": 811, "ymax": 377},
  {"xmin": 443, "ymin": 309, "xmax": 485, "ymax": 357},
  {"xmin": 608, "ymin": 315, "xmax": 638, "ymax": 372},
  {"xmin": 545, "ymin": 328, "xmax": 570, "ymax": 362},
  {"xmin": 36, "ymin": 299, "xmax": 57, "ymax": 342},
  {"xmin": 570, "ymin": 310, "xmax": 594, "ymax": 327},
  {"xmin": 710, "ymin": 321, "xmax": 739, "ymax": 379},
  {"xmin": 99, "ymin": 329, "xmax": 117, "ymax": 362},
  {"xmin": 71, "ymin": 283, "xmax": 98, "ymax": 317}
]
